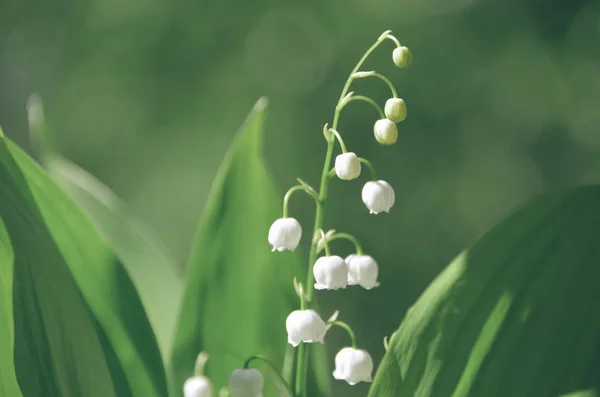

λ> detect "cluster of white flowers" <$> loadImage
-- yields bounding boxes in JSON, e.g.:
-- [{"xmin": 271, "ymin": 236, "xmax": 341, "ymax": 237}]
[{"xmin": 184, "ymin": 30, "xmax": 411, "ymax": 397}]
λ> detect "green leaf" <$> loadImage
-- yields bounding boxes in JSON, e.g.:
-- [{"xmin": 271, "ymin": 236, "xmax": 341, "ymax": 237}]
[
  {"xmin": 170, "ymin": 98, "xmax": 330, "ymax": 396},
  {"xmin": 42, "ymin": 151, "xmax": 183, "ymax": 360},
  {"xmin": 0, "ymin": 215, "xmax": 23, "ymax": 397},
  {"xmin": 0, "ymin": 128, "xmax": 167, "ymax": 396},
  {"xmin": 369, "ymin": 187, "xmax": 600, "ymax": 397}
]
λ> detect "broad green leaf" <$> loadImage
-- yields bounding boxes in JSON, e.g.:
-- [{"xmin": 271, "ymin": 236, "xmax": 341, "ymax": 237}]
[
  {"xmin": 0, "ymin": 127, "xmax": 167, "ymax": 396},
  {"xmin": 43, "ymin": 152, "xmax": 183, "ymax": 359},
  {"xmin": 170, "ymin": 98, "xmax": 330, "ymax": 396},
  {"xmin": 27, "ymin": 94, "xmax": 182, "ymax": 360},
  {"xmin": 370, "ymin": 186, "xmax": 600, "ymax": 397},
  {"xmin": 0, "ymin": 215, "xmax": 23, "ymax": 397}
]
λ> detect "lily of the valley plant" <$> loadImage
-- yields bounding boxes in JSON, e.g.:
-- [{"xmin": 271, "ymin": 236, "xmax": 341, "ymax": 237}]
[{"xmin": 184, "ymin": 30, "xmax": 412, "ymax": 397}]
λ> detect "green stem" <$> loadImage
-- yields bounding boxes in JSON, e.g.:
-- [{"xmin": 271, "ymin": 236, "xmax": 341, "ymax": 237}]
[
  {"xmin": 329, "ymin": 129, "xmax": 347, "ymax": 153},
  {"xmin": 294, "ymin": 34, "xmax": 387, "ymax": 397},
  {"xmin": 373, "ymin": 72, "xmax": 398, "ymax": 98},
  {"xmin": 358, "ymin": 158, "xmax": 378, "ymax": 180},
  {"xmin": 283, "ymin": 185, "xmax": 319, "ymax": 218},
  {"xmin": 343, "ymin": 95, "xmax": 385, "ymax": 119},
  {"xmin": 328, "ymin": 321, "xmax": 359, "ymax": 349},
  {"xmin": 244, "ymin": 355, "xmax": 294, "ymax": 395},
  {"xmin": 323, "ymin": 232, "xmax": 363, "ymax": 255}
]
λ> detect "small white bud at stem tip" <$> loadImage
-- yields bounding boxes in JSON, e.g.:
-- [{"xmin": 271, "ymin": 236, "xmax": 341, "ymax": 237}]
[
  {"xmin": 229, "ymin": 369, "xmax": 264, "ymax": 397},
  {"xmin": 393, "ymin": 46, "xmax": 412, "ymax": 68},
  {"xmin": 333, "ymin": 347, "xmax": 374, "ymax": 385},
  {"xmin": 362, "ymin": 180, "xmax": 395, "ymax": 214},
  {"xmin": 335, "ymin": 152, "xmax": 361, "ymax": 180},
  {"xmin": 384, "ymin": 98, "xmax": 407, "ymax": 123},
  {"xmin": 373, "ymin": 119, "xmax": 398, "ymax": 145},
  {"xmin": 268, "ymin": 218, "xmax": 302, "ymax": 252}
]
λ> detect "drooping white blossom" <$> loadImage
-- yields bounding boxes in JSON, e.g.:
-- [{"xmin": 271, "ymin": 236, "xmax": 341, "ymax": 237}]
[
  {"xmin": 184, "ymin": 376, "xmax": 214, "ymax": 397},
  {"xmin": 268, "ymin": 218, "xmax": 302, "ymax": 252},
  {"xmin": 333, "ymin": 347, "xmax": 374, "ymax": 385},
  {"xmin": 335, "ymin": 152, "xmax": 361, "ymax": 181},
  {"xmin": 229, "ymin": 369, "xmax": 263, "ymax": 397},
  {"xmin": 392, "ymin": 46, "xmax": 412, "ymax": 68},
  {"xmin": 345, "ymin": 255, "xmax": 380, "ymax": 290},
  {"xmin": 361, "ymin": 180, "xmax": 395, "ymax": 214},
  {"xmin": 313, "ymin": 255, "xmax": 348, "ymax": 290},
  {"xmin": 286, "ymin": 310, "xmax": 327, "ymax": 347},
  {"xmin": 384, "ymin": 98, "xmax": 407, "ymax": 123},
  {"xmin": 373, "ymin": 119, "xmax": 398, "ymax": 145}
]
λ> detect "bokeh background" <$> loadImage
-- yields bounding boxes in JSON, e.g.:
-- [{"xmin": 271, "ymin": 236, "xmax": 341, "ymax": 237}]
[{"xmin": 2, "ymin": 0, "xmax": 600, "ymax": 395}]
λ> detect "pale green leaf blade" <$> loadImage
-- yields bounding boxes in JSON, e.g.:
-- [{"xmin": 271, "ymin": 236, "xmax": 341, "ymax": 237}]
[
  {"xmin": 0, "ymin": 131, "xmax": 167, "ymax": 397},
  {"xmin": 0, "ymin": 215, "xmax": 23, "ymax": 397},
  {"xmin": 170, "ymin": 98, "xmax": 331, "ymax": 396},
  {"xmin": 44, "ymin": 154, "xmax": 183, "ymax": 359},
  {"xmin": 369, "ymin": 187, "xmax": 600, "ymax": 397}
]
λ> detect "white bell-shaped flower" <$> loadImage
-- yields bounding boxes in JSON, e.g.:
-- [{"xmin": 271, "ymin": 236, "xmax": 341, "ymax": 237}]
[
  {"xmin": 361, "ymin": 180, "xmax": 395, "ymax": 214},
  {"xmin": 184, "ymin": 376, "xmax": 213, "ymax": 397},
  {"xmin": 229, "ymin": 369, "xmax": 263, "ymax": 397},
  {"xmin": 333, "ymin": 347, "xmax": 374, "ymax": 385},
  {"xmin": 384, "ymin": 98, "xmax": 407, "ymax": 123},
  {"xmin": 313, "ymin": 255, "xmax": 348, "ymax": 290},
  {"xmin": 268, "ymin": 218, "xmax": 302, "ymax": 252},
  {"xmin": 286, "ymin": 310, "xmax": 327, "ymax": 347},
  {"xmin": 335, "ymin": 152, "xmax": 361, "ymax": 180},
  {"xmin": 373, "ymin": 119, "xmax": 398, "ymax": 145},
  {"xmin": 345, "ymin": 255, "xmax": 380, "ymax": 290}
]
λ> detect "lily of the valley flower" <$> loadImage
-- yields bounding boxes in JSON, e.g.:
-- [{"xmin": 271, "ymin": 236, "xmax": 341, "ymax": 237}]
[
  {"xmin": 335, "ymin": 152, "xmax": 361, "ymax": 180},
  {"xmin": 268, "ymin": 218, "xmax": 302, "ymax": 252},
  {"xmin": 229, "ymin": 369, "xmax": 264, "ymax": 397},
  {"xmin": 392, "ymin": 46, "xmax": 412, "ymax": 68},
  {"xmin": 384, "ymin": 98, "xmax": 407, "ymax": 123},
  {"xmin": 313, "ymin": 255, "xmax": 348, "ymax": 290},
  {"xmin": 286, "ymin": 310, "xmax": 327, "ymax": 347},
  {"xmin": 373, "ymin": 119, "xmax": 398, "ymax": 145},
  {"xmin": 333, "ymin": 347, "xmax": 374, "ymax": 385},
  {"xmin": 345, "ymin": 254, "xmax": 380, "ymax": 289},
  {"xmin": 362, "ymin": 180, "xmax": 395, "ymax": 214},
  {"xmin": 184, "ymin": 376, "xmax": 214, "ymax": 397}
]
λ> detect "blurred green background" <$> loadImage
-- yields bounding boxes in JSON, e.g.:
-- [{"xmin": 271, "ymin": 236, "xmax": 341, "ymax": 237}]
[{"xmin": 2, "ymin": 0, "xmax": 600, "ymax": 395}]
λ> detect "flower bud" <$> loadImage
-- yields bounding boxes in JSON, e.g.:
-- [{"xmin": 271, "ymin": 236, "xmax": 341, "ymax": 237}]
[
  {"xmin": 333, "ymin": 347, "xmax": 374, "ymax": 385},
  {"xmin": 373, "ymin": 119, "xmax": 398, "ymax": 145},
  {"xmin": 268, "ymin": 218, "xmax": 302, "ymax": 252},
  {"xmin": 384, "ymin": 98, "xmax": 407, "ymax": 123},
  {"xmin": 229, "ymin": 369, "xmax": 263, "ymax": 397},
  {"xmin": 392, "ymin": 46, "xmax": 412, "ymax": 68},
  {"xmin": 184, "ymin": 376, "xmax": 214, "ymax": 397},
  {"xmin": 345, "ymin": 255, "xmax": 380, "ymax": 290},
  {"xmin": 286, "ymin": 309, "xmax": 327, "ymax": 347},
  {"xmin": 313, "ymin": 255, "xmax": 348, "ymax": 290},
  {"xmin": 335, "ymin": 152, "xmax": 361, "ymax": 181},
  {"xmin": 362, "ymin": 180, "xmax": 395, "ymax": 214}
]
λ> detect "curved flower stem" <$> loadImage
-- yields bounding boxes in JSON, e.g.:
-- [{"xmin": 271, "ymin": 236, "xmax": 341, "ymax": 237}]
[
  {"xmin": 244, "ymin": 355, "xmax": 294, "ymax": 396},
  {"xmin": 283, "ymin": 185, "xmax": 320, "ymax": 218},
  {"xmin": 329, "ymin": 129, "xmax": 347, "ymax": 153},
  {"xmin": 295, "ymin": 33, "xmax": 391, "ymax": 397},
  {"xmin": 328, "ymin": 321, "xmax": 359, "ymax": 349},
  {"xmin": 358, "ymin": 158, "xmax": 378, "ymax": 180},
  {"xmin": 194, "ymin": 352, "xmax": 209, "ymax": 377},
  {"xmin": 342, "ymin": 95, "xmax": 385, "ymax": 119},
  {"xmin": 372, "ymin": 72, "xmax": 398, "ymax": 98},
  {"xmin": 317, "ymin": 229, "xmax": 332, "ymax": 256},
  {"xmin": 324, "ymin": 232, "xmax": 364, "ymax": 255}
]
